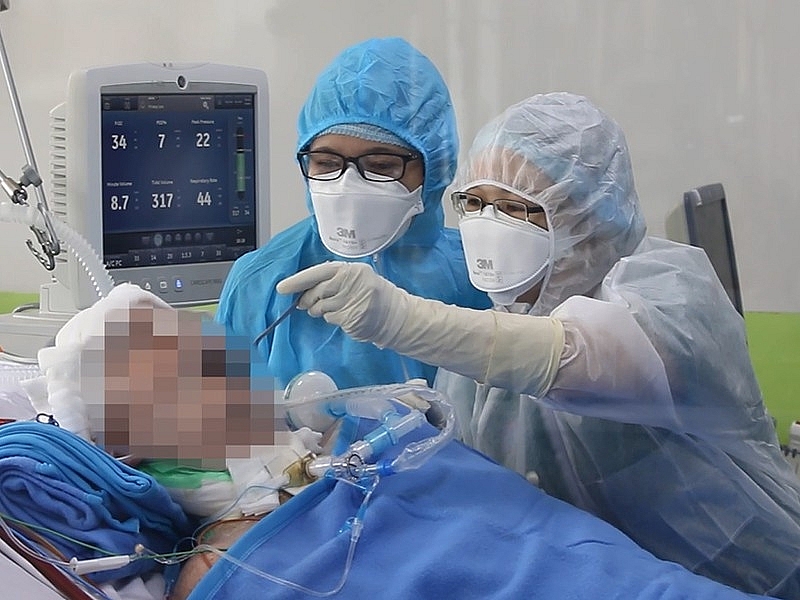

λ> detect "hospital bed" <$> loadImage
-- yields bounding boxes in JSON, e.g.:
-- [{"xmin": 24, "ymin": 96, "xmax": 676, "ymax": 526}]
[
  {"xmin": 0, "ymin": 545, "xmax": 66, "ymax": 600},
  {"xmin": 0, "ymin": 365, "xmax": 787, "ymax": 600}
]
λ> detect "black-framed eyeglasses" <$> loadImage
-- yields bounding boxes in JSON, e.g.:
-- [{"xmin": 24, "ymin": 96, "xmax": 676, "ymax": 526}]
[
  {"xmin": 297, "ymin": 150, "xmax": 421, "ymax": 182},
  {"xmin": 451, "ymin": 191, "xmax": 545, "ymax": 223}
]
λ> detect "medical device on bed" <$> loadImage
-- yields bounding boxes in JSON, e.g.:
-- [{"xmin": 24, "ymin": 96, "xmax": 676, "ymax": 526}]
[
  {"xmin": 0, "ymin": 60, "xmax": 270, "ymax": 357},
  {"xmin": 190, "ymin": 379, "xmax": 456, "ymax": 596},
  {"xmin": 280, "ymin": 372, "xmax": 456, "ymax": 484}
]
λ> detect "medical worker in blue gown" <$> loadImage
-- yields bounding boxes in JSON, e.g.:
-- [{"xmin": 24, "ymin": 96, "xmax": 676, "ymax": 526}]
[
  {"xmin": 277, "ymin": 93, "xmax": 800, "ymax": 598},
  {"xmin": 215, "ymin": 37, "xmax": 490, "ymax": 390}
]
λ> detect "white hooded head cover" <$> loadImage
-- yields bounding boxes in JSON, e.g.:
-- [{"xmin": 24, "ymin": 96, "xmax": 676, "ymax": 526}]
[{"xmin": 453, "ymin": 92, "xmax": 646, "ymax": 315}]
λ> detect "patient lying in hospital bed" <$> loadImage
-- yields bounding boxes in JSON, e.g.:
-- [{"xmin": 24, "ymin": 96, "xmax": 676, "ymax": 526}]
[
  {"xmin": 0, "ymin": 284, "xmax": 782, "ymax": 599},
  {"xmin": 0, "ymin": 283, "xmax": 295, "ymax": 598}
]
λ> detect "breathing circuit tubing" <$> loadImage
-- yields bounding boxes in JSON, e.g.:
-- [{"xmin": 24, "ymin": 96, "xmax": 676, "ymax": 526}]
[
  {"xmin": 0, "ymin": 200, "xmax": 113, "ymax": 391},
  {"xmin": 189, "ymin": 382, "xmax": 458, "ymax": 595},
  {"xmin": 283, "ymin": 381, "xmax": 457, "ymax": 483},
  {"xmin": 0, "ymin": 362, "xmax": 40, "ymax": 387},
  {"xmin": 0, "ymin": 199, "xmax": 114, "ymax": 301}
]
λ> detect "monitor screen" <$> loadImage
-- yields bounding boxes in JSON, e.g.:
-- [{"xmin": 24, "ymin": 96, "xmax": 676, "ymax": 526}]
[
  {"xmin": 100, "ymin": 91, "xmax": 257, "ymax": 278},
  {"xmin": 48, "ymin": 62, "xmax": 269, "ymax": 310},
  {"xmin": 683, "ymin": 183, "xmax": 743, "ymax": 315}
]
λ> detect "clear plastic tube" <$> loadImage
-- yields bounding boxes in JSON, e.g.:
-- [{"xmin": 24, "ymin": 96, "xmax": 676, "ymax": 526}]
[
  {"xmin": 299, "ymin": 383, "xmax": 456, "ymax": 481},
  {"xmin": 345, "ymin": 397, "xmax": 395, "ymax": 421},
  {"xmin": 0, "ymin": 364, "xmax": 41, "ymax": 387},
  {"xmin": 0, "ymin": 513, "xmax": 117, "ymax": 600},
  {"xmin": 380, "ymin": 387, "xmax": 455, "ymax": 476},
  {"xmin": 193, "ymin": 475, "xmax": 378, "ymax": 597},
  {"xmin": 284, "ymin": 382, "xmax": 397, "ymax": 431},
  {"xmin": 359, "ymin": 409, "xmax": 426, "ymax": 458},
  {"xmin": 51, "ymin": 214, "xmax": 114, "ymax": 299},
  {"xmin": 0, "ymin": 200, "xmax": 114, "ymax": 300}
]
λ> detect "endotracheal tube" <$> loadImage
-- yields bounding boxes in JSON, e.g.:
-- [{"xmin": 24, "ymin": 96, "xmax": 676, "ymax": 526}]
[{"xmin": 305, "ymin": 408, "xmax": 425, "ymax": 480}]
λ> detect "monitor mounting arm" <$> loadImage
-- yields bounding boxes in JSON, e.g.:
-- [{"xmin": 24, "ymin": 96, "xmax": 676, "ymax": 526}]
[{"xmin": 0, "ymin": 1, "xmax": 61, "ymax": 271}]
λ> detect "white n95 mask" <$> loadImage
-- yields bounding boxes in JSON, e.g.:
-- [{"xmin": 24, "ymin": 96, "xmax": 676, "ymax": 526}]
[
  {"xmin": 459, "ymin": 212, "xmax": 552, "ymax": 306},
  {"xmin": 310, "ymin": 167, "xmax": 424, "ymax": 258}
]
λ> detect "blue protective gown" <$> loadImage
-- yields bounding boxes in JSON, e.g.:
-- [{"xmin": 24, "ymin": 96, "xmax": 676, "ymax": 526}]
[{"xmin": 216, "ymin": 38, "xmax": 489, "ymax": 390}]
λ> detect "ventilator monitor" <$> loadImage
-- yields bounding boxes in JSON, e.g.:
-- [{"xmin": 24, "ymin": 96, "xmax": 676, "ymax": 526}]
[{"xmin": 47, "ymin": 62, "xmax": 269, "ymax": 311}]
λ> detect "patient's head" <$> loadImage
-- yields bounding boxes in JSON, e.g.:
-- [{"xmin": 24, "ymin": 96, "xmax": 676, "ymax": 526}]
[
  {"xmin": 66, "ymin": 284, "xmax": 277, "ymax": 468},
  {"xmin": 101, "ymin": 306, "xmax": 274, "ymax": 467}
]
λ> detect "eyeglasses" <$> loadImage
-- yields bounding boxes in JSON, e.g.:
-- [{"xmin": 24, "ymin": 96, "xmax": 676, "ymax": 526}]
[
  {"xmin": 451, "ymin": 191, "xmax": 545, "ymax": 224},
  {"xmin": 297, "ymin": 150, "xmax": 421, "ymax": 182}
]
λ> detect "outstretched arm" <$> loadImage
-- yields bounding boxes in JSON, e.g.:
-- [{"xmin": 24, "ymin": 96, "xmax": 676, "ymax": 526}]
[{"xmin": 277, "ymin": 262, "xmax": 564, "ymax": 397}]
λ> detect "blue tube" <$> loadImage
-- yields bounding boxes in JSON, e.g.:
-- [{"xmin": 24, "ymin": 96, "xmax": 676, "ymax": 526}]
[{"xmin": 362, "ymin": 410, "xmax": 425, "ymax": 457}]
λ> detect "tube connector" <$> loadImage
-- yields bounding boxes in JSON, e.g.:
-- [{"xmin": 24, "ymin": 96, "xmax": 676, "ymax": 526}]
[
  {"xmin": 69, "ymin": 554, "xmax": 132, "ymax": 575},
  {"xmin": 283, "ymin": 453, "xmax": 319, "ymax": 487},
  {"xmin": 362, "ymin": 410, "xmax": 425, "ymax": 456},
  {"xmin": 0, "ymin": 167, "xmax": 25, "ymax": 203}
]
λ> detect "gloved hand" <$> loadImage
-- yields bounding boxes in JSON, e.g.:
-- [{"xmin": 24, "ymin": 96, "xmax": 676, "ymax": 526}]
[
  {"xmin": 277, "ymin": 261, "xmax": 565, "ymax": 397},
  {"xmin": 276, "ymin": 261, "xmax": 406, "ymax": 344}
]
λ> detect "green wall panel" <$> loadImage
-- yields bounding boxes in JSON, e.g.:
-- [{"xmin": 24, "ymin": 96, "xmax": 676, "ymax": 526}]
[{"xmin": 746, "ymin": 312, "xmax": 800, "ymax": 445}]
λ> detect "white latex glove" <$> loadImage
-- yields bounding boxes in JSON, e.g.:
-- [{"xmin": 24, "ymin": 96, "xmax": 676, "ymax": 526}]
[
  {"xmin": 276, "ymin": 261, "xmax": 403, "ymax": 342},
  {"xmin": 277, "ymin": 262, "xmax": 565, "ymax": 397}
]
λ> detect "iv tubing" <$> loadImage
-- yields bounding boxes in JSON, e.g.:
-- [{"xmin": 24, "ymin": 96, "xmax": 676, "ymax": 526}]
[
  {"xmin": 193, "ymin": 475, "xmax": 378, "ymax": 597},
  {"xmin": 0, "ymin": 200, "xmax": 114, "ymax": 299},
  {"xmin": 194, "ymin": 536, "xmax": 357, "ymax": 597},
  {"xmin": 0, "ymin": 512, "xmax": 116, "ymax": 600}
]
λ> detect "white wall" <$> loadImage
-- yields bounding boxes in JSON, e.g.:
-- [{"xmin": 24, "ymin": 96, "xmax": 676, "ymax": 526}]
[{"xmin": 0, "ymin": 0, "xmax": 797, "ymax": 311}]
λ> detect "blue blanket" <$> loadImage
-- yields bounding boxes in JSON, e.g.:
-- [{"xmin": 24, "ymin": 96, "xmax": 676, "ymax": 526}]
[
  {"xmin": 0, "ymin": 421, "xmax": 191, "ymax": 582},
  {"xmin": 191, "ymin": 433, "xmax": 773, "ymax": 599}
]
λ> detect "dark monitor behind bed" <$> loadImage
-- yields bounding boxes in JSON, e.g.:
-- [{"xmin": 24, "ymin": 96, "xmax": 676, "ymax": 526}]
[{"xmin": 683, "ymin": 183, "xmax": 744, "ymax": 315}]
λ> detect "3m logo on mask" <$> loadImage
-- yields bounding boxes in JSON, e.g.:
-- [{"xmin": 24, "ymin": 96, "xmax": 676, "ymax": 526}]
[
  {"xmin": 336, "ymin": 227, "xmax": 356, "ymax": 239},
  {"xmin": 476, "ymin": 258, "xmax": 494, "ymax": 270}
]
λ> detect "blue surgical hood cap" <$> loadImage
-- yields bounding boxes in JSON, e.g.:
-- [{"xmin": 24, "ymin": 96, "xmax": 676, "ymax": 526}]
[
  {"xmin": 297, "ymin": 37, "xmax": 459, "ymax": 246},
  {"xmin": 317, "ymin": 123, "xmax": 413, "ymax": 151}
]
